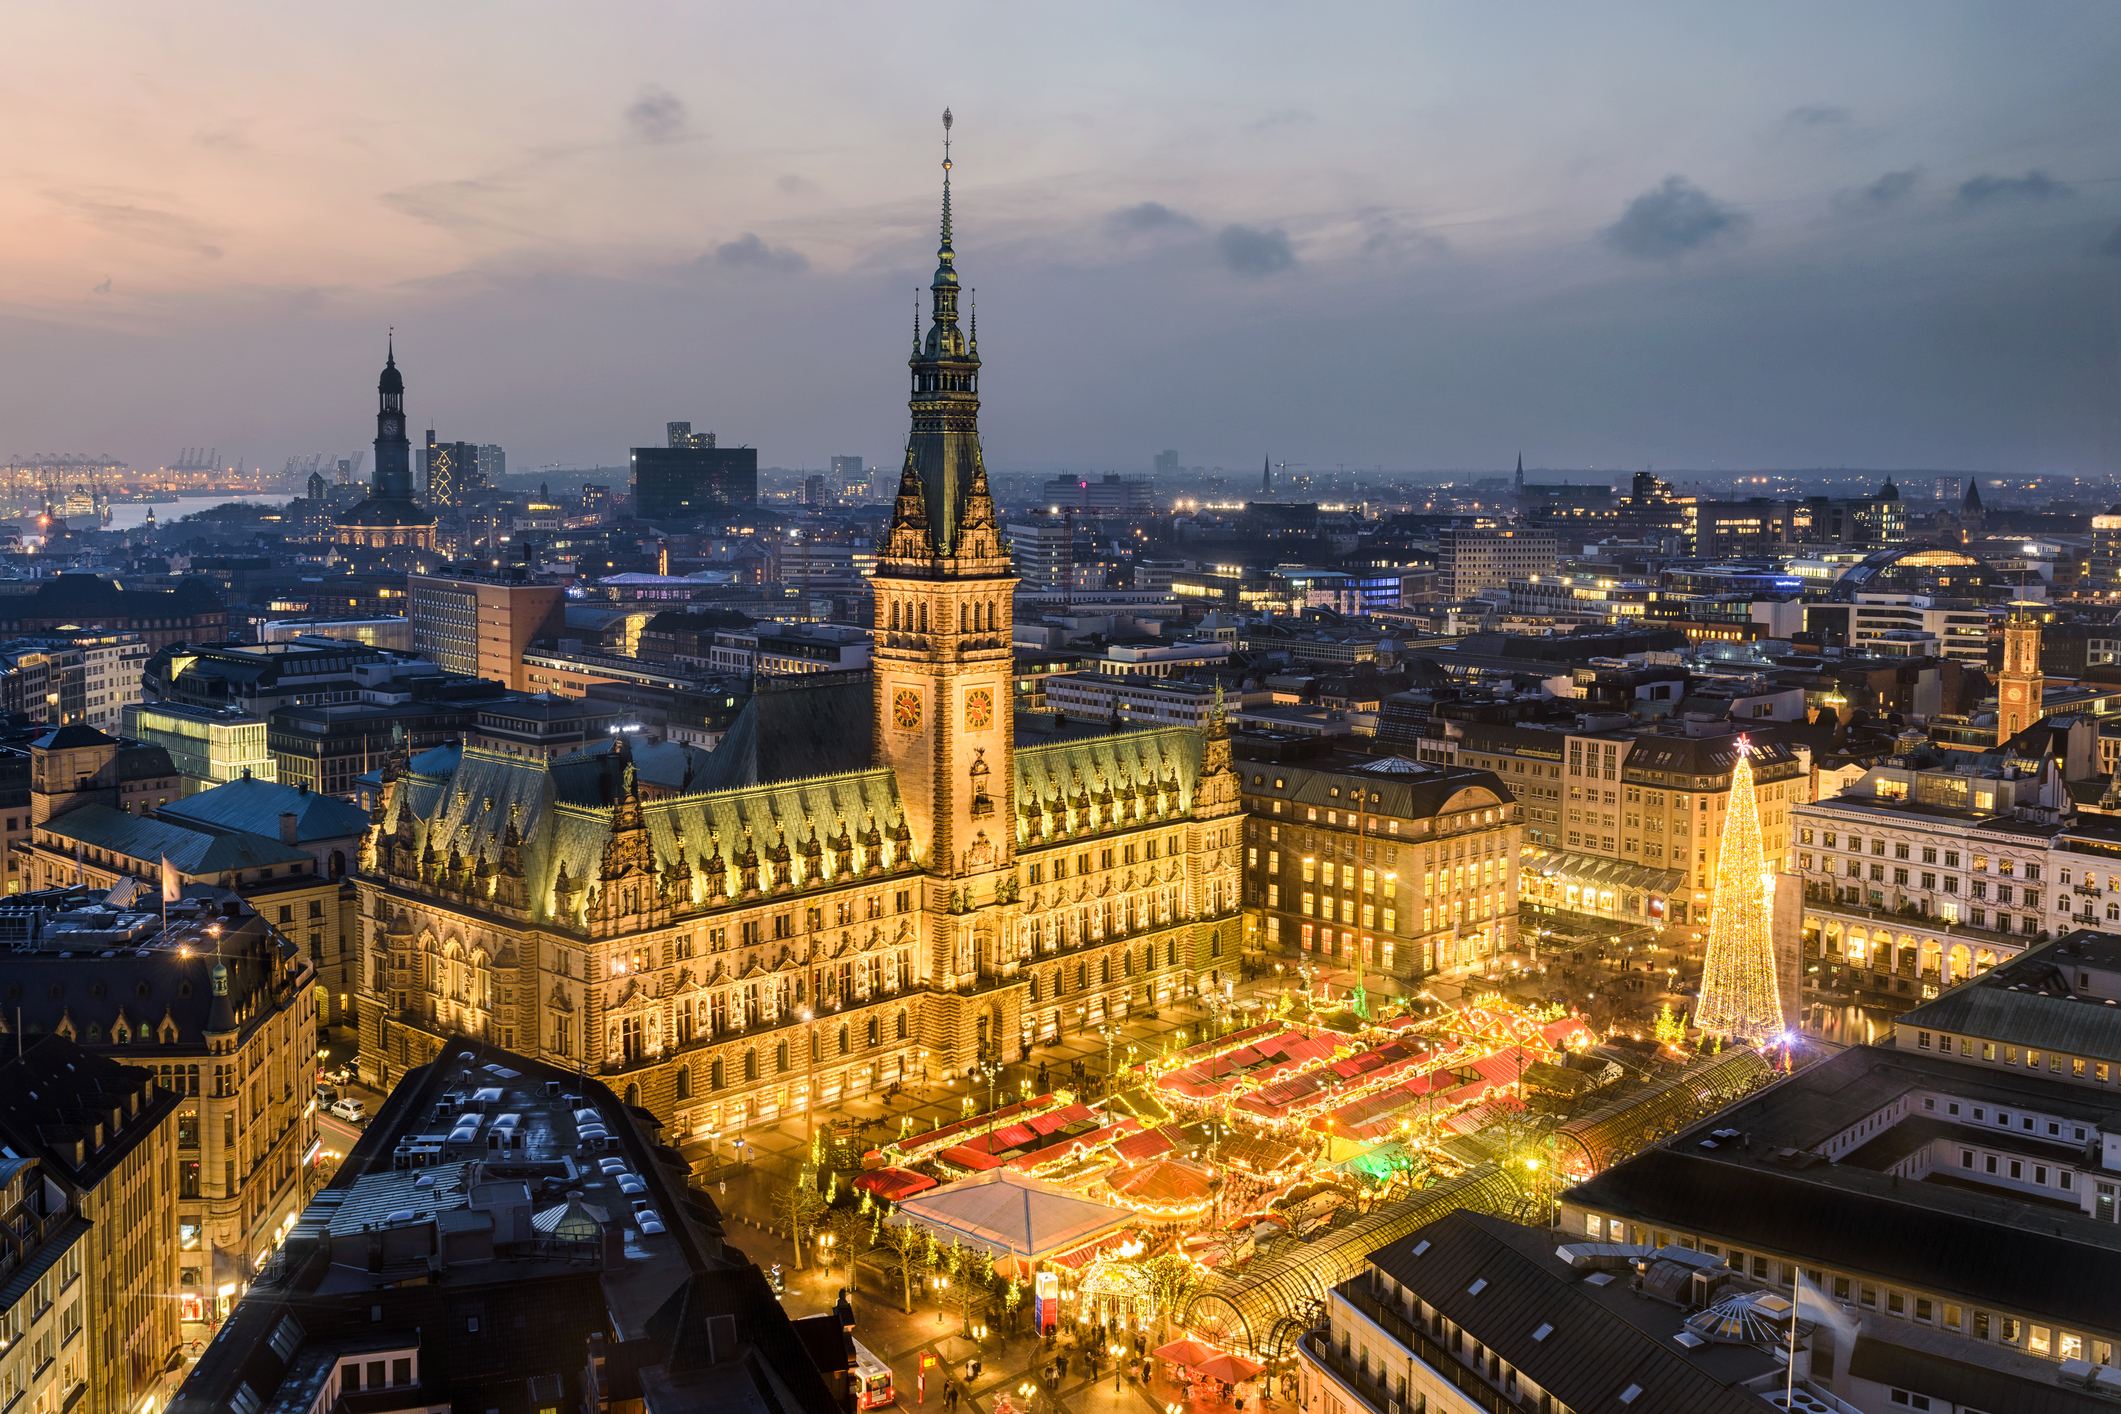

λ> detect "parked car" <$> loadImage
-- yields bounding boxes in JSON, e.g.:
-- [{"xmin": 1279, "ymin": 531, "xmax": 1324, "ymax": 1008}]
[{"xmin": 329, "ymin": 1098, "xmax": 366, "ymax": 1125}]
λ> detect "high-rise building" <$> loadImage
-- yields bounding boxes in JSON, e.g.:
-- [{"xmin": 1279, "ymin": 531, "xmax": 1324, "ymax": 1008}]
[
  {"xmin": 334, "ymin": 342, "xmax": 439, "ymax": 554},
  {"xmin": 1437, "ymin": 526, "xmax": 1558, "ymax": 600},
  {"xmin": 476, "ymin": 442, "xmax": 504, "ymax": 482},
  {"xmin": 804, "ymin": 473, "xmax": 827, "ymax": 505},
  {"xmin": 631, "ymin": 421, "xmax": 758, "ymax": 520},
  {"xmin": 1154, "ymin": 449, "xmax": 1178, "ymax": 477},
  {"xmin": 0, "ymin": 1036, "xmax": 183, "ymax": 1414},
  {"xmin": 423, "ymin": 432, "xmax": 485, "ymax": 506},
  {"xmin": 1006, "ymin": 517, "xmax": 1073, "ymax": 592},
  {"xmin": 831, "ymin": 454, "xmax": 863, "ymax": 481},
  {"xmin": 406, "ymin": 571, "xmax": 568, "ymax": 691}
]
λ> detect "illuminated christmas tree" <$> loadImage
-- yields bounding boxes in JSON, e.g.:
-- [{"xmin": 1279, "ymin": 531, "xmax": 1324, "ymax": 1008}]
[{"xmin": 1694, "ymin": 735, "xmax": 1786, "ymax": 1043}]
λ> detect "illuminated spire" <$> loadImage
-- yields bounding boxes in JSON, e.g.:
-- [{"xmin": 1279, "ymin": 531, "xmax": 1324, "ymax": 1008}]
[{"xmin": 1694, "ymin": 736, "xmax": 1785, "ymax": 1043}]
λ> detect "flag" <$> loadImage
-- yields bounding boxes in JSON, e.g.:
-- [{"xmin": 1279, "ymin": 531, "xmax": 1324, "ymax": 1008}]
[{"xmin": 161, "ymin": 855, "xmax": 181, "ymax": 904}]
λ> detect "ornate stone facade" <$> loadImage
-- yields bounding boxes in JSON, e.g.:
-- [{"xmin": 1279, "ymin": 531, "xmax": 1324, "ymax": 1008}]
[{"xmin": 351, "ymin": 139, "xmax": 1241, "ymax": 1144}]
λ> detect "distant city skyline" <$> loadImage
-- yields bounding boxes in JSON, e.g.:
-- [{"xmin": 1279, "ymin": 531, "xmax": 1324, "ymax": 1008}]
[{"xmin": 2, "ymin": 4, "xmax": 2119, "ymax": 480}]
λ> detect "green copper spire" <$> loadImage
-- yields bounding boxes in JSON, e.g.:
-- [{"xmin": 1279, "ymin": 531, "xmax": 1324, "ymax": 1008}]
[{"xmin": 888, "ymin": 108, "xmax": 990, "ymax": 559}]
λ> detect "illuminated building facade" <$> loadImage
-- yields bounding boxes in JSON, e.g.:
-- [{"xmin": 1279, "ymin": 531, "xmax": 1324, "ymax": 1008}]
[
  {"xmin": 352, "ymin": 134, "xmax": 1241, "ymax": 1140},
  {"xmin": 1241, "ymin": 753, "xmax": 1521, "ymax": 987}
]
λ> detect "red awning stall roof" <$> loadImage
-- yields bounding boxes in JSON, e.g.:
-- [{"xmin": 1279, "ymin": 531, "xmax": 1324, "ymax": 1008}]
[
  {"xmin": 993, "ymin": 1123, "xmax": 1039, "ymax": 1148},
  {"xmin": 938, "ymin": 1145, "xmax": 1008, "ymax": 1172},
  {"xmin": 1111, "ymin": 1126, "xmax": 1179, "ymax": 1163},
  {"xmin": 853, "ymin": 1167, "xmax": 938, "ymax": 1201}
]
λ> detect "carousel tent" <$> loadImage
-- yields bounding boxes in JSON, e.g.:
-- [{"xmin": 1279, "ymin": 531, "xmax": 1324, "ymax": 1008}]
[{"xmin": 895, "ymin": 1170, "xmax": 1134, "ymax": 1261}]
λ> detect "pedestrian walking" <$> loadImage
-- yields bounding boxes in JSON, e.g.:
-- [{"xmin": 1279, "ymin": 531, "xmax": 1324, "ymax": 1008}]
[{"xmin": 945, "ymin": 1382, "xmax": 959, "ymax": 1413}]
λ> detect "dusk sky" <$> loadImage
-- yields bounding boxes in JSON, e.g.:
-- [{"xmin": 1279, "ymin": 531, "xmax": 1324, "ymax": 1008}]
[{"xmin": 5, "ymin": 2, "xmax": 2120, "ymax": 480}]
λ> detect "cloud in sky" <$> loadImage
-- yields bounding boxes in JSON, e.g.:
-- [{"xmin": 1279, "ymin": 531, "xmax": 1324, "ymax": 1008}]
[
  {"xmin": 1833, "ymin": 167, "xmax": 1922, "ymax": 214},
  {"xmin": 1107, "ymin": 201, "xmax": 1197, "ymax": 236},
  {"xmin": 1784, "ymin": 104, "xmax": 1852, "ymax": 128},
  {"xmin": 1957, "ymin": 169, "xmax": 2075, "ymax": 207},
  {"xmin": 1, "ymin": 3, "xmax": 2119, "ymax": 475},
  {"xmin": 712, "ymin": 232, "xmax": 808, "ymax": 273},
  {"xmin": 1600, "ymin": 176, "xmax": 1749, "ymax": 259},
  {"xmin": 1216, "ymin": 224, "xmax": 1295, "ymax": 276},
  {"xmin": 625, "ymin": 86, "xmax": 687, "ymax": 143}
]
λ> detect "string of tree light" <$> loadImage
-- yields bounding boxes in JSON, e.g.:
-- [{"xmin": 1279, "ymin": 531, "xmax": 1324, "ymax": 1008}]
[{"xmin": 1693, "ymin": 735, "xmax": 1786, "ymax": 1043}]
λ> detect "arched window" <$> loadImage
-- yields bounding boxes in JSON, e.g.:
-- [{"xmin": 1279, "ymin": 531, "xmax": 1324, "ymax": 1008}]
[
  {"xmin": 744, "ymin": 1050, "xmax": 759, "ymax": 1082},
  {"xmin": 920, "ymin": 602, "xmax": 928, "ymax": 633},
  {"xmin": 896, "ymin": 1011, "xmax": 908, "ymax": 1040},
  {"xmin": 624, "ymin": 1083, "xmax": 640, "ymax": 1107},
  {"xmin": 711, "ymin": 1058, "xmax": 726, "ymax": 1090},
  {"xmin": 777, "ymin": 1040, "xmax": 790, "ymax": 1072},
  {"xmin": 1100, "ymin": 956, "xmax": 1110, "ymax": 985},
  {"xmin": 676, "ymin": 1066, "xmax": 692, "ymax": 1100},
  {"xmin": 867, "ymin": 1016, "xmax": 880, "ymax": 1047},
  {"xmin": 1029, "ymin": 974, "xmax": 1040, "ymax": 1003},
  {"xmin": 890, "ymin": 601, "xmax": 900, "ymax": 631},
  {"xmin": 838, "ymin": 1023, "xmax": 850, "ymax": 1055},
  {"xmin": 960, "ymin": 603, "xmax": 968, "ymax": 633}
]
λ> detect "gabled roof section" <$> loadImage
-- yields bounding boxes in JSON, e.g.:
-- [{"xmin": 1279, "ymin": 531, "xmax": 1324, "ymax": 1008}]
[
  {"xmin": 38, "ymin": 804, "xmax": 313, "ymax": 875},
  {"xmin": 1013, "ymin": 726, "xmax": 1205, "ymax": 843},
  {"xmin": 157, "ymin": 777, "xmax": 370, "ymax": 842}
]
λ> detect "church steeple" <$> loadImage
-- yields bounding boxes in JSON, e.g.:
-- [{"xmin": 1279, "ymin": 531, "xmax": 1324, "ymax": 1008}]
[
  {"xmin": 889, "ymin": 108, "xmax": 989, "ymax": 561},
  {"xmin": 372, "ymin": 336, "xmax": 413, "ymax": 501}
]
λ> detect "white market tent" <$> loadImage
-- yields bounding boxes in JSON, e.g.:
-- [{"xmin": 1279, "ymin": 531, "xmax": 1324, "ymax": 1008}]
[{"xmin": 894, "ymin": 1170, "xmax": 1133, "ymax": 1262}]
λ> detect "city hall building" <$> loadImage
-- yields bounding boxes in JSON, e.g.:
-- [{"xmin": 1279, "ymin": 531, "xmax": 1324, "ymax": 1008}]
[{"xmin": 352, "ymin": 163, "xmax": 1241, "ymax": 1143}]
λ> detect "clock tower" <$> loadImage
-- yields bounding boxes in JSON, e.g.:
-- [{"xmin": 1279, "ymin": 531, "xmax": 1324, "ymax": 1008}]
[
  {"xmin": 1997, "ymin": 600, "xmax": 2046, "ymax": 743},
  {"xmin": 872, "ymin": 111, "xmax": 1019, "ymax": 1000},
  {"xmin": 373, "ymin": 339, "xmax": 414, "ymax": 501}
]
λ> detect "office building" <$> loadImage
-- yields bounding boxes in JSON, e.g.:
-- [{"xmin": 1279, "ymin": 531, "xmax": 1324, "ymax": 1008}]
[
  {"xmin": 831, "ymin": 453, "xmax": 863, "ymax": 481},
  {"xmin": 804, "ymin": 473, "xmax": 827, "ymax": 505},
  {"xmin": 422, "ymin": 432, "xmax": 485, "ymax": 506},
  {"xmin": 1007, "ymin": 517, "xmax": 1074, "ymax": 592},
  {"xmin": 1242, "ymin": 751, "xmax": 1521, "ymax": 984},
  {"xmin": 259, "ymin": 614, "xmax": 413, "ymax": 652},
  {"xmin": 1437, "ymin": 527, "xmax": 1558, "ymax": 600},
  {"xmin": 0, "ymin": 1037, "xmax": 183, "ymax": 1414},
  {"xmin": 120, "ymin": 702, "xmax": 274, "ymax": 793},
  {"xmin": 406, "ymin": 570, "xmax": 567, "ymax": 690},
  {"xmin": 351, "ymin": 160, "xmax": 1241, "ymax": 1140},
  {"xmin": 631, "ymin": 424, "xmax": 759, "ymax": 521},
  {"xmin": 476, "ymin": 441, "xmax": 504, "ymax": 483},
  {"xmin": 1043, "ymin": 472, "xmax": 1154, "ymax": 512},
  {"xmin": 70, "ymin": 629, "xmax": 150, "ymax": 732},
  {"xmin": 0, "ymin": 894, "xmax": 319, "ymax": 1348},
  {"xmin": 1154, "ymin": 449, "xmax": 1179, "ymax": 477},
  {"xmin": 1043, "ymin": 673, "xmax": 1229, "ymax": 729},
  {"xmin": 334, "ymin": 344, "xmax": 439, "ymax": 555},
  {"xmin": 169, "ymin": 1040, "xmax": 855, "ymax": 1414}
]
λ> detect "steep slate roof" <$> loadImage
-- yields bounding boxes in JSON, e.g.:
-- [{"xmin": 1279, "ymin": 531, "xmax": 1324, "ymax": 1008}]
[
  {"xmin": 384, "ymin": 744, "xmax": 907, "ymax": 930},
  {"xmin": 157, "ymin": 776, "xmax": 370, "ymax": 842},
  {"xmin": 1370, "ymin": 1211, "xmax": 1773, "ymax": 1414},
  {"xmin": 690, "ymin": 673, "xmax": 874, "ymax": 793},
  {"xmin": 40, "ymin": 803, "xmax": 314, "ymax": 875},
  {"xmin": 1014, "ymin": 725, "xmax": 1208, "ymax": 845},
  {"xmin": 1231, "ymin": 753, "xmax": 1517, "ymax": 823},
  {"xmin": 33, "ymin": 724, "xmax": 120, "ymax": 750}
]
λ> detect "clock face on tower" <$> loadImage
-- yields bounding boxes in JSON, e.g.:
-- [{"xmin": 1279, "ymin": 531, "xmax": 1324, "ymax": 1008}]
[
  {"xmin": 381, "ymin": 417, "xmax": 400, "ymax": 436},
  {"xmin": 893, "ymin": 688, "xmax": 922, "ymax": 730},
  {"xmin": 2006, "ymin": 687, "xmax": 2022, "ymax": 702},
  {"xmin": 965, "ymin": 688, "xmax": 993, "ymax": 730}
]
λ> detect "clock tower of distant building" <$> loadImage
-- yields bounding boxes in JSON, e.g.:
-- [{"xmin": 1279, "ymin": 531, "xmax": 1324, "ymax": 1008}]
[{"xmin": 1997, "ymin": 601, "xmax": 2045, "ymax": 742}]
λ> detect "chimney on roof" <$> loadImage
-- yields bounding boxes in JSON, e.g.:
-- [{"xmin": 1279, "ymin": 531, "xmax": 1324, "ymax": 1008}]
[{"xmin": 279, "ymin": 811, "xmax": 299, "ymax": 846}]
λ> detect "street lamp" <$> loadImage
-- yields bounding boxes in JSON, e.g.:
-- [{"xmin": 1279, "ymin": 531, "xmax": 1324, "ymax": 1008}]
[
  {"xmin": 932, "ymin": 1273, "xmax": 950, "ymax": 1325},
  {"xmin": 817, "ymin": 1230, "xmax": 836, "ymax": 1276}
]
